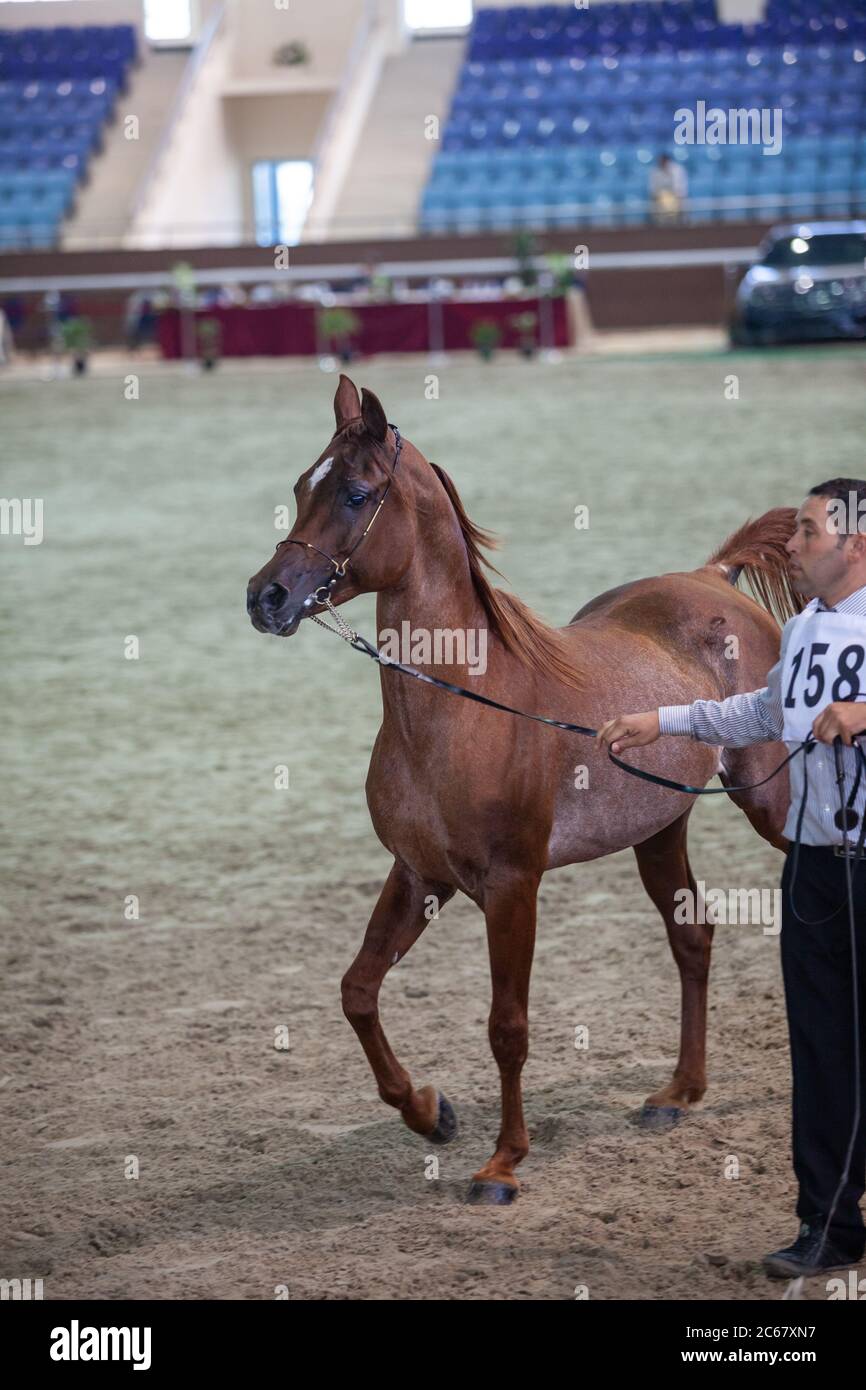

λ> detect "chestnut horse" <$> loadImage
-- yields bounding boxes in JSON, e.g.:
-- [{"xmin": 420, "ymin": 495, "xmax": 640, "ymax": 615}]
[{"xmin": 247, "ymin": 375, "xmax": 801, "ymax": 1204}]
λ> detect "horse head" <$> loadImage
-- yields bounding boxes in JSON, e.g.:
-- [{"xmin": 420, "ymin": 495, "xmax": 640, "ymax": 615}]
[{"xmin": 246, "ymin": 375, "xmax": 414, "ymax": 637}]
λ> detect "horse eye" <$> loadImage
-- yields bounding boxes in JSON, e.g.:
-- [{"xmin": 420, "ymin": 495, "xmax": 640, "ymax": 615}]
[{"xmin": 347, "ymin": 493, "xmax": 367, "ymax": 508}]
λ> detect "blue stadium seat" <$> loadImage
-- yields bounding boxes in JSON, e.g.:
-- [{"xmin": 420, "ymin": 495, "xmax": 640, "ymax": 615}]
[
  {"xmin": 0, "ymin": 24, "xmax": 135, "ymax": 246},
  {"xmin": 422, "ymin": 1, "xmax": 866, "ymax": 233}
]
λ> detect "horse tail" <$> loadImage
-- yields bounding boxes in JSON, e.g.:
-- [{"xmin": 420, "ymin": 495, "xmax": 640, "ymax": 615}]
[{"xmin": 706, "ymin": 507, "xmax": 804, "ymax": 626}]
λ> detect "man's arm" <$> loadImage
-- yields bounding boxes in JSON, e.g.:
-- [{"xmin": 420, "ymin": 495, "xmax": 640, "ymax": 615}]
[
  {"xmin": 658, "ymin": 663, "xmax": 783, "ymax": 747},
  {"xmin": 597, "ymin": 636, "xmax": 788, "ymax": 755}
]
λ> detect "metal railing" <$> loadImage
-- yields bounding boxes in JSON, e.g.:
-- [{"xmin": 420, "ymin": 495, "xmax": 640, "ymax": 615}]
[
  {"xmin": 0, "ymin": 244, "xmax": 762, "ymax": 294},
  {"xmin": 0, "ymin": 187, "xmax": 861, "ymax": 256}
]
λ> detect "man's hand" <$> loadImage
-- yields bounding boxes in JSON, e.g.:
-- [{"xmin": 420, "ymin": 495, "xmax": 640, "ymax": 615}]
[
  {"xmin": 596, "ymin": 711, "xmax": 661, "ymax": 755},
  {"xmin": 811, "ymin": 701, "xmax": 866, "ymax": 747}
]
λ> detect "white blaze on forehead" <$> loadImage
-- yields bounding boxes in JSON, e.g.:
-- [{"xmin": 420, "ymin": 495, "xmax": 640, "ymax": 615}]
[{"xmin": 308, "ymin": 456, "xmax": 334, "ymax": 490}]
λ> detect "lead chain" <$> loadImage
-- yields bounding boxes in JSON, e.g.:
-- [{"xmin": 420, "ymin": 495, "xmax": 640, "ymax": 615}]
[{"xmin": 309, "ymin": 592, "xmax": 359, "ymax": 645}]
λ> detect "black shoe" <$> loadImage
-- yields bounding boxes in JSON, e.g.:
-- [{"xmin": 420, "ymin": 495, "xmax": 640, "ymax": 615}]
[{"xmin": 764, "ymin": 1220, "xmax": 862, "ymax": 1279}]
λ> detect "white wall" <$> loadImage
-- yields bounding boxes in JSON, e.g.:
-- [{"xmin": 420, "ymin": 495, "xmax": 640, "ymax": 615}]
[
  {"xmin": 225, "ymin": 0, "xmax": 369, "ymax": 84},
  {"xmin": 128, "ymin": 16, "xmax": 244, "ymax": 246},
  {"xmin": 0, "ymin": 0, "xmax": 145, "ymax": 32},
  {"xmin": 126, "ymin": 0, "xmax": 383, "ymax": 245},
  {"xmin": 717, "ymin": 0, "xmax": 764, "ymax": 21},
  {"xmin": 217, "ymin": 0, "xmax": 400, "ymax": 242},
  {"xmin": 0, "ymin": 0, "xmax": 233, "ymax": 40},
  {"xmin": 227, "ymin": 90, "xmax": 331, "ymax": 230}
]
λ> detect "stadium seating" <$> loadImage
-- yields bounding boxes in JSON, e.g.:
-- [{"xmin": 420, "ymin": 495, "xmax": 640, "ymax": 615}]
[
  {"xmin": 420, "ymin": 1, "xmax": 866, "ymax": 232},
  {"xmin": 0, "ymin": 25, "xmax": 136, "ymax": 248}
]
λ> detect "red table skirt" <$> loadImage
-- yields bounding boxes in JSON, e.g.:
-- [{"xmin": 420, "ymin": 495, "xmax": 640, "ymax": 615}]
[{"xmin": 157, "ymin": 296, "xmax": 571, "ymax": 359}]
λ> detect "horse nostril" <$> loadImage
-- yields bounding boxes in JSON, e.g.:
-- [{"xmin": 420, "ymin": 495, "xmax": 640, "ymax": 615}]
[
  {"xmin": 259, "ymin": 581, "xmax": 289, "ymax": 612},
  {"xmin": 246, "ymin": 587, "xmax": 258, "ymax": 615}
]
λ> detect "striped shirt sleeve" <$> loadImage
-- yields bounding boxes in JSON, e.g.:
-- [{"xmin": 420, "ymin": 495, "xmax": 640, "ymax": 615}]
[{"xmin": 658, "ymin": 625, "xmax": 791, "ymax": 747}]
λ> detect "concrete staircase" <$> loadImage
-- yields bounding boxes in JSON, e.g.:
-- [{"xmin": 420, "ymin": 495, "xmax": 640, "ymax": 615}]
[
  {"xmin": 327, "ymin": 35, "xmax": 465, "ymax": 241},
  {"xmin": 62, "ymin": 48, "xmax": 188, "ymax": 250}
]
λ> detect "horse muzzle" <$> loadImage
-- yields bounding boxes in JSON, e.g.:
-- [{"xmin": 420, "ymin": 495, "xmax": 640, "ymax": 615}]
[{"xmin": 246, "ymin": 580, "xmax": 305, "ymax": 637}]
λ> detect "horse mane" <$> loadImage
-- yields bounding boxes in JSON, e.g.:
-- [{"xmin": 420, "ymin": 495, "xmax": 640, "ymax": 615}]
[{"xmin": 427, "ymin": 462, "xmax": 586, "ymax": 692}]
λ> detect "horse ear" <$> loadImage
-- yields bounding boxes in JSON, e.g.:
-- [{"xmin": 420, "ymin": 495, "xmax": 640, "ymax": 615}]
[
  {"xmin": 334, "ymin": 374, "xmax": 361, "ymax": 430},
  {"xmin": 361, "ymin": 387, "xmax": 388, "ymax": 443}
]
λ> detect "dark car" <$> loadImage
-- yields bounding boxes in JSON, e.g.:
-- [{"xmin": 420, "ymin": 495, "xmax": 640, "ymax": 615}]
[{"xmin": 730, "ymin": 221, "xmax": 866, "ymax": 347}]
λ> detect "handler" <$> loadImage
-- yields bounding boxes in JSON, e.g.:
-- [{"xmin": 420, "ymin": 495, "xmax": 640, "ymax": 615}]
[{"xmin": 598, "ymin": 478, "xmax": 866, "ymax": 1278}]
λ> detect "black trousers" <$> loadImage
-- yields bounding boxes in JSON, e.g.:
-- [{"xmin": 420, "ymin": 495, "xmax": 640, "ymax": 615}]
[{"xmin": 780, "ymin": 844, "xmax": 866, "ymax": 1259}]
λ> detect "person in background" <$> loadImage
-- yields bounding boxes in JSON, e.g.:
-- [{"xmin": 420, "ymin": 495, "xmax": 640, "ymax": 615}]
[
  {"xmin": 0, "ymin": 304, "xmax": 13, "ymax": 366},
  {"xmin": 650, "ymin": 153, "xmax": 688, "ymax": 224},
  {"xmin": 2, "ymin": 294, "xmax": 25, "ymax": 337},
  {"xmin": 57, "ymin": 292, "xmax": 78, "ymax": 323},
  {"xmin": 125, "ymin": 292, "xmax": 158, "ymax": 351}
]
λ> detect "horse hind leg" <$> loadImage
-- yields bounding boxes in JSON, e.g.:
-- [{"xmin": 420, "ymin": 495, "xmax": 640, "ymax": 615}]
[
  {"xmin": 719, "ymin": 742, "xmax": 789, "ymax": 852},
  {"xmin": 633, "ymin": 810, "xmax": 713, "ymax": 1132}
]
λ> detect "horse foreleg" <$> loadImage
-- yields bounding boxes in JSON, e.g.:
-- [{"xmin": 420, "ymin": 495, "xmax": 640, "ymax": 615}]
[
  {"xmin": 467, "ymin": 870, "xmax": 539, "ymax": 1205},
  {"xmin": 341, "ymin": 859, "xmax": 457, "ymax": 1143},
  {"xmin": 633, "ymin": 811, "xmax": 713, "ymax": 1131}
]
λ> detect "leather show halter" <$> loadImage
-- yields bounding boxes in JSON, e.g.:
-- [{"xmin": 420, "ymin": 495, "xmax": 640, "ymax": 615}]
[{"xmin": 275, "ymin": 419, "xmax": 403, "ymax": 608}]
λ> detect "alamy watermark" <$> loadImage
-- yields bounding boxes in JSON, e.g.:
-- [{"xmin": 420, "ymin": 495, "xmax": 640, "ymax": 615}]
[
  {"xmin": 378, "ymin": 622, "xmax": 488, "ymax": 676},
  {"xmin": 674, "ymin": 101, "xmax": 783, "ymax": 157},
  {"xmin": 674, "ymin": 881, "xmax": 781, "ymax": 936},
  {"xmin": 824, "ymin": 491, "xmax": 866, "ymax": 536},
  {"xmin": 1, "ymin": 1276, "xmax": 44, "ymax": 1299},
  {"xmin": 0, "ymin": 497, "xmax": 43, "ymax": 545},
  {"xmin": 49, "ymin": 1321, "xmax": 151, "ymax": 1370}
]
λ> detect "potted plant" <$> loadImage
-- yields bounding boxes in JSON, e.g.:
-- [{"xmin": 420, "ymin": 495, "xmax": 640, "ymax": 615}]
[
  {"xmin": 512, "ymin": 230, "xmax": 539, "ymax": 288},
  {"xmin": 172, "ymin": 261, "xmax": 198, "ymax": 359},
  {"xmin": 317, "ymin": 307, "xmax": 361, "ymax": 364},
  {"xmin": 368, "ymin": 273, "xmax": 394, "ymax": 301},
  {"xmin": 196, "ymin": 316, "xmax": 222, "ymax": 371},
  {"xmin": 510, "ymin": 309, "xmax": 538, "ymax": 359},
  {"xmin": 544, "ymin": 252, "xmax": 577, "ymax": 297},
  {"xmin": 469, "ymin": 318, "xmax": 502, "ymax": 362},
  {"xmin": 59, "ymin": 316, "xmax": 93, "ymax": 375}
]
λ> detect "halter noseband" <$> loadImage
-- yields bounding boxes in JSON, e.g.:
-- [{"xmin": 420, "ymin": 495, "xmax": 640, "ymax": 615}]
[{"xmin": 278, "ymin": 421, "xmax": 403, "ymax": 607}]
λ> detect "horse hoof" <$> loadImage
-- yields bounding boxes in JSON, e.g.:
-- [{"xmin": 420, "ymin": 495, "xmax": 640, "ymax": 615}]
[
  {"xmin": 466, "ymin": 1179, "xmax": 519, "ymax": 1205},
  {"xmin": 638, "ymin": 1104, "xmax": 686, "ymax": 1131},
  {"xmin": 428, "ymin": 1092, "xmax": 458, "ymax": 1145}
]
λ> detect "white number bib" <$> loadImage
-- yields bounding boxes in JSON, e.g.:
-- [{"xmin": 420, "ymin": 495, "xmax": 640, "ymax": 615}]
[{"xmin": 781, "ymin": 608, "xmax": 866, "ymax": 743}]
